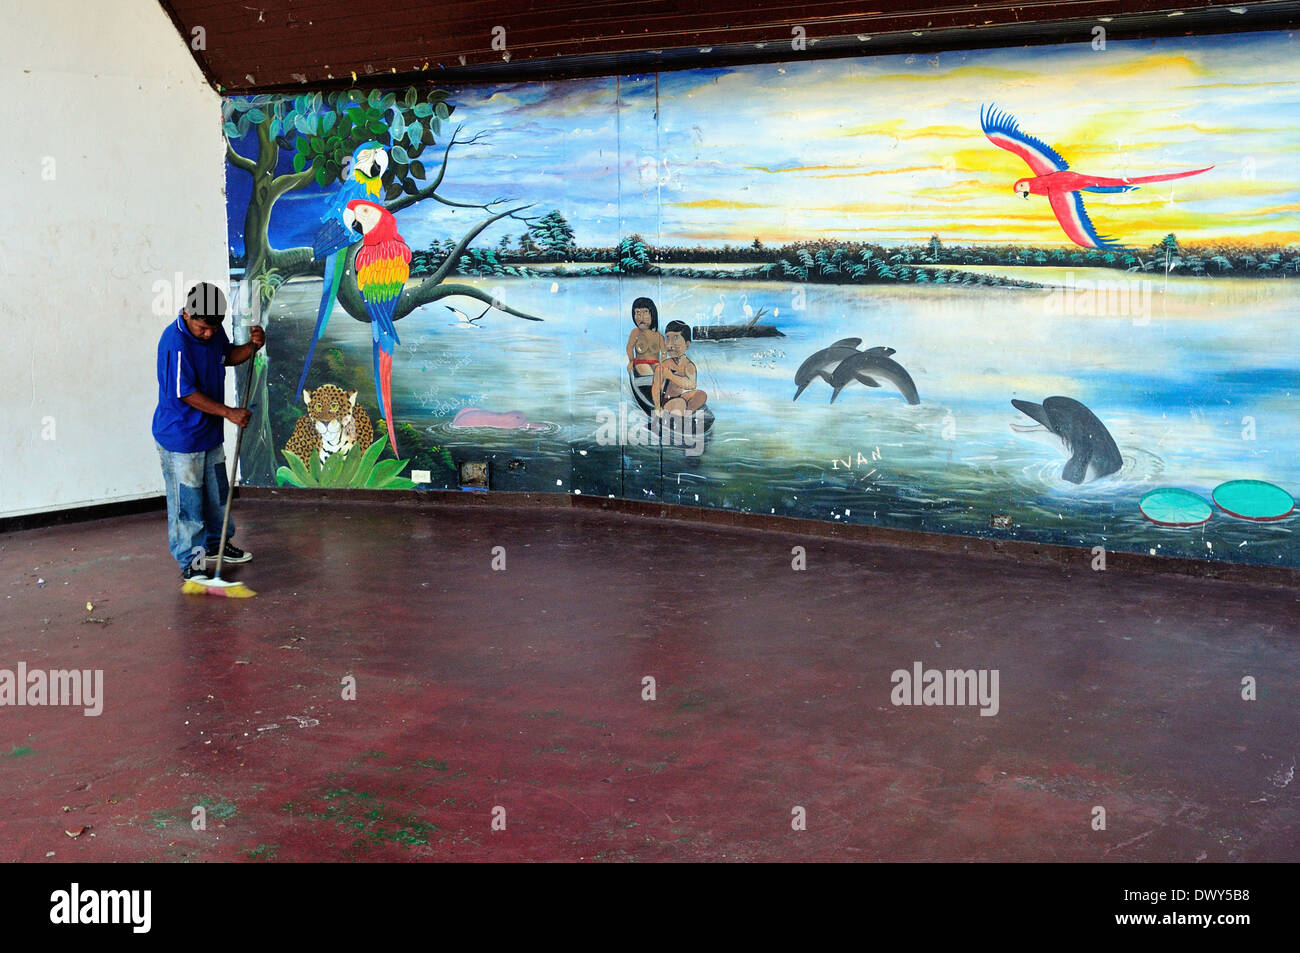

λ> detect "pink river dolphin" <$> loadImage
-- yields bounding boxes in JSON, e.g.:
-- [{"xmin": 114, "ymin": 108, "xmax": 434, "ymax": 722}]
[{"xmin": 451, "ymin": 407, "xmax": 547, "ymax": 430}]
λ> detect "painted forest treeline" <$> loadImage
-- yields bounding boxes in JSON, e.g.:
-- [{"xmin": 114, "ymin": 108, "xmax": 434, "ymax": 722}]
[
  {"xmin": 413, "ymin": 232, "xmax": 1299, "ymax": 284},
  {"xmin": 232, "ymin": 229, "xmax": 1298, "ymax": 285}
]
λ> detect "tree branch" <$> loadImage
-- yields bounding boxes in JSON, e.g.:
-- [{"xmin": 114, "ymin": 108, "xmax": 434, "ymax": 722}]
[
  {"xmin": 267, "ymin": 245, "xmax": 319, "ymax": 278},
  {"xmin": 418, "ymin": 204, "xmax": 533, "ymax": 297},
  {"xmin": 269, "ymin": 167, "xmax": 319, "ymax": 204},
  {"xmin": 419, "ymin": 284, "xmax": 545, "ymax": 322},
  {"xmin": 226, "ymin": 139, "xmax": 256, "ymax": 174},
  {"xmin": 253, "ymin": 119, "xmax": 277, "ymax": 179},
  {"xmin": 430, "ymin": 126, "xmax": 483, "ymax": 191},
  {"xmin": 336, "ymin": 247, "xmax": 545, "ymax": 326},
  {"xmin": 386, "ymin": 125, "xmax": 488, "ymax": 214},
  {"xmin": 430, "ymin": 193, "xmax": 510, "ymax": 211}
]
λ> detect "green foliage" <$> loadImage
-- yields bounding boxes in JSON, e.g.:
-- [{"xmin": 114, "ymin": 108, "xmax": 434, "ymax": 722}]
[
  {"xmin": 322, "ymin": 347, "xmax": 349, "ymax": 381},
  {"xmin": 253, "ymin": 267, "xmax": 286, "ymax": 309},
  {"xmin": 530, "ymin": 210, "xmax": 577, "ymax": 259},
  {"xmin": 224, "ymin": 87, "xmax": 455, "ymax": 200},
  {"xmin": 400, "ymin": 224, "xmax": 1297, "ymax": 293},
  {"xmin": 395, "ymin": 423, "xmax": 456, "ymax": 476},
  {"xmin": 583, "ymin": 233, "xmax": 1296, "ymax": 285},
  {"xmin": 281, "ymin": 788, "xmax": 438, "ymax": 850},
  {"xmin": 517, "ymin": 232, "xmax": 542, "ymax": 258},
  {"xmin": 276, "ymin": 436, "xmax": 416, "ymax": 490},
  {"xmin": 617, "ymin": 235, "xmax": 653, "ymax": 274},
  {"xmin": 459, "ymin": 247, "xmax": 500, "ymax": 275},
  {"xmin": 410, "ymin": 238, "xmax": 541, "ymax": 278},
  {"xmin": 409, "ymin": 246, "xmax": 444, "ymax": 274}
]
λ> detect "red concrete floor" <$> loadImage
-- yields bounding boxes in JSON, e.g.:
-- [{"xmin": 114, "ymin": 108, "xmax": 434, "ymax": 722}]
[{"xmin": 0, "ymin": 498, "xmax": 1296, "ymax": 863}]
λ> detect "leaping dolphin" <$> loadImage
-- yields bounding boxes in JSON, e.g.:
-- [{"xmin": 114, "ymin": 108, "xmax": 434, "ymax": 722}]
[
  {"xmin": 793, "ymin": 338, "xmax": 863, "ymax": 400},
  {"xmin": 1011, "ymin": 396, "xmax": 1123, "ymax": 484},
  {"xmin": 828, "ymin": 347, "xmax": 921, "ymax": 405}
]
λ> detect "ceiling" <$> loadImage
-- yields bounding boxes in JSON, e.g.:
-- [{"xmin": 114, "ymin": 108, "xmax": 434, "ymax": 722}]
[{"xmin": 158, "ymin": 0, "xmax": 1300, "ymax": 93}]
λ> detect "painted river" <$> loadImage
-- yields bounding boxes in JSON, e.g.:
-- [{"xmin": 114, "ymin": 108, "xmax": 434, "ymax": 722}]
[{"xmin": 254, "ymin": 267, "xmax": 1298, "ymax": 568}]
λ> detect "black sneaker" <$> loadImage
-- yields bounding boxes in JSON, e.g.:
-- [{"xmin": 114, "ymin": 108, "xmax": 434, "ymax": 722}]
[
  {"xmin": 182, "ymin": 566, "xmax": 210, "ymax": 582},
  {"xmin": 206, "ymin": 543, "xmax": 252, "ymax": 565}
]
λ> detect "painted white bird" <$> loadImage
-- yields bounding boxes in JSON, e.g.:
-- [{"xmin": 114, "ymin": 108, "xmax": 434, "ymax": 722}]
[
  {"xmin": 447, "ymin": 305, "xmax": 490, "ymax": 329},
  {"xmin": 741, "ymin": 294, "xmax": 753, "ymax": 322},
  {"xmin": 712, "ymin": 294, "xmax": 725, "ymax": 323}
]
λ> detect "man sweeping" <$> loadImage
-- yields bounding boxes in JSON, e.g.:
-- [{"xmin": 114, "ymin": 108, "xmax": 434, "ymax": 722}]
[{"xmin": 152, "ymin": 282, "xmax": 264, "ymax": 584}]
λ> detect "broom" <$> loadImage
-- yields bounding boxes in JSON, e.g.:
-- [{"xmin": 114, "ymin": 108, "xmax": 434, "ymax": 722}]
[{"xmin": 181, "ymin": 308, "xmax": 259, "ymax": 599}]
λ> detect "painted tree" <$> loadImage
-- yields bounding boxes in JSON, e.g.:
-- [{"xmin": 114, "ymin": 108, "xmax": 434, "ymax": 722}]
[
  {"xmin": 530, "ymin": 210, "xmax": 577, "ymax": 260},
  {"xmin": 517, "ymin": 232, "xmax": 542, "ymax": 258},
  {"xmin": 223, "ymin": 87, "xmax": 543, "ymax": 480},
  {"xmin": 617, "ymin": 235, "xmax": 652, "ymax": 273},
  {"xmin": 224, "ymin": 87, "xmax": 542, "ymax": 325}
]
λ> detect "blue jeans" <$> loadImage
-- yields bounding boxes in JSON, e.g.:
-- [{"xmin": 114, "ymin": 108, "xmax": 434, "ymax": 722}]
[{"xmin": 156, "ymin": 443, "xmax": 234, "ymax": 571}]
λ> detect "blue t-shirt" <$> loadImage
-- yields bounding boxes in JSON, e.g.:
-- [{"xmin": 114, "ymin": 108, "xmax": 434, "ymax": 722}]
[{"xmin": 152, "ymin": 313, "xmax": 233, "ymax": 453}]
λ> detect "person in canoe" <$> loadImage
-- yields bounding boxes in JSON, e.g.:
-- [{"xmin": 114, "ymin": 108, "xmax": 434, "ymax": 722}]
[
  {"xmin": 626, "ymin": 296, "xmax": 663, "ymax": 378},
  {"xmin": 653, "ymin": 320, "xmax": 708, "ymax": 415}
]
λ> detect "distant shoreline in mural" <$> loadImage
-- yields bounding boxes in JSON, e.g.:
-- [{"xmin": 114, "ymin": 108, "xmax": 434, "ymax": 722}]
[{"xmin": 233, "ymin": 234, "xmax": 1297, "ymax": 283}]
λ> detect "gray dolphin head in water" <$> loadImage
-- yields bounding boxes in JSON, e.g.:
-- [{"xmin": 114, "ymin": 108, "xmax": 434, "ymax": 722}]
[
  {"xmin": 827, "ymin": 347, "xmax": 920, "ymax": 405},
  {"xmin": 1011, "ymin": 396, "xmax": 1123, "ymax": 484},
  {"xmin": 793, "ymin": 338, "xmax": 863, "ymax": 401}
]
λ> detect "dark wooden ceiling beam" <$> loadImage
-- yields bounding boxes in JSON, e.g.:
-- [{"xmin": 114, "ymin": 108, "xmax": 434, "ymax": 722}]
[{"xmin": 159, "ymin": 0, "xmax": 1300, "ymax": 92}]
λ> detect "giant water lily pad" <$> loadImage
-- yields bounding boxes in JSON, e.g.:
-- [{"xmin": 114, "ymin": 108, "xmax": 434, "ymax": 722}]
[
  {"xmin": 1212, "ymin": 480, "xmax": 1295, "ymax": 522},
  {"xmin": 1139, "ymin": 488, "xmax": 1214, "ymax": 527}
]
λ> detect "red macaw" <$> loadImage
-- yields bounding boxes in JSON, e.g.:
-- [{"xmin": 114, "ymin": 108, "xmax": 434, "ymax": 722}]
[
  {"xmin": 343, "ymin": 199, "xmax": 410, "ymax": 456},
  {"xmin": 300, "ymin": 142, "xmax": 388, "ymax": 397},
  {"xmin": 981, "ymin": 104, "xmax": 1212, "ymax": 248}
]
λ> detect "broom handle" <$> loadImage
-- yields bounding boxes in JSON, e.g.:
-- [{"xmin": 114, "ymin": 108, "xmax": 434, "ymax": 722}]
[
  {"xmin": 214, "ymin": 356, "xmax": 256, "ymax": 580},
  {"xmin": 214, "ymin": 288, "xmax": 260, "ymax": 581}
]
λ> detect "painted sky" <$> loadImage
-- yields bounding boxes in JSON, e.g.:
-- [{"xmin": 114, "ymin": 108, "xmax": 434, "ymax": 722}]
[{"xmin": 234, "ymin": 29, "xmax": 1300, "ymax": 253}]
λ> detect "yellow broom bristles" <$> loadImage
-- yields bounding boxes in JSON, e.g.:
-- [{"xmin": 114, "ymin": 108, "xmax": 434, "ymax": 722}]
[{"xmin": 180, "ymin": 579, "xmax": 257, "ymax": 598}]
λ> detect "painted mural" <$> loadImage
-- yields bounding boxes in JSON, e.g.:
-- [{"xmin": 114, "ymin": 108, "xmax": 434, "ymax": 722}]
[{"xmin": 224, "ymin": 30, "xmax": 1300, "ymax": 568}]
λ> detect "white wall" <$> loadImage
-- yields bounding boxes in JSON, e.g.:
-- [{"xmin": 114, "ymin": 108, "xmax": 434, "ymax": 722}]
[{"xmin": 0, "ymin": 0, "xmax": 228, "ymax": 517}]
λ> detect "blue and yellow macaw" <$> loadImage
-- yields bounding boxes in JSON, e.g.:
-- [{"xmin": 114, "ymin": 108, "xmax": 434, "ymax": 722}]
[{"xmin": 297, "ymin": 141, "xmax": 388, "ymax": 395}]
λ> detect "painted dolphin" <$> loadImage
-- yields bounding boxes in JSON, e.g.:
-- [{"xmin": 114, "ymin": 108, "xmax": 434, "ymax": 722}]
[
  {"xmin": 793, "ymin": 337, "xmax": 862, "ymax": 401},
  {"xmin": 451, "ymin": 407, "xmax": 546, "ymax": 430},
  {"xmin": 1011, "ymin": 396, "xmax": 1123, "ymax": 484},
  {"xmin": 828, "ymin": 347, "xmax": 920, "ymax": 405}
]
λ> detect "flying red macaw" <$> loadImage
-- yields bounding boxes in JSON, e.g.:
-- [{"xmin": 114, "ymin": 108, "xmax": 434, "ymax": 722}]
[
  {"xmin": 980, "ymin": 104, "xmax": 1213, "ymax": 248},
  {"xmin": 343, "ymin": 199, "xmax": 410, "ymax": 456}
]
